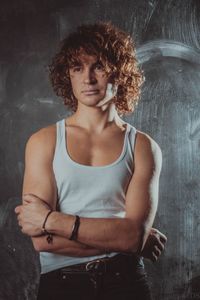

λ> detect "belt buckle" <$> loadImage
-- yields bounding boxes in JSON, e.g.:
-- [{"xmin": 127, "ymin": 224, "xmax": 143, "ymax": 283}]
[{"xmin": 86, "ymin": 259, "xmax": 106, "ymax": 274}]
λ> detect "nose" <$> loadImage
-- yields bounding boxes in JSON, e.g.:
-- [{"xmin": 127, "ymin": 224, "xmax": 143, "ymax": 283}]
[{"xmin": 83, "ymin": 69, "xmax": 97, "ymax": 84}]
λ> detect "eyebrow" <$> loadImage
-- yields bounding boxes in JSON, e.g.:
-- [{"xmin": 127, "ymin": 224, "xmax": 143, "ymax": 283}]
[
  {"xmin": 69, "ymin": 61, "xmax": 82, "ymax": 68},
  {"xmin": 69, "ymin": 58, "xmax": 103, "ymax": 68}
]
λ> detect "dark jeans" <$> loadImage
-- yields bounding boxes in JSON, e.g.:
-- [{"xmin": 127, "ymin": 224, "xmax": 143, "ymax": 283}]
[{"xmin": 37, "ymin": 254, "xmax": 152, "ymax": 300}]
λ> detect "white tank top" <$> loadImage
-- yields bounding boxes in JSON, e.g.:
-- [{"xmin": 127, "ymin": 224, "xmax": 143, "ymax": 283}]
[{"xmin": 40, "ymin": 118, "xmax": 137, "ymax": 274}]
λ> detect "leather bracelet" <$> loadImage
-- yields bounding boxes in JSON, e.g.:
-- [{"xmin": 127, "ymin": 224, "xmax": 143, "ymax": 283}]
[
  {"xmin": 42, "ymin": 210, "xmax": 54, "ymax": 244},
  {"xmin": 69, "ymin": 215, "xmax": 80, "ymax": 241}
]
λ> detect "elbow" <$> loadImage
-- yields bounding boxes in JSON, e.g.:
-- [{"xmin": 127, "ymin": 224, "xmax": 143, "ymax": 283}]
[{"xmin": 120, "ymin": 225, "xmax": 145, "ymax": 253}]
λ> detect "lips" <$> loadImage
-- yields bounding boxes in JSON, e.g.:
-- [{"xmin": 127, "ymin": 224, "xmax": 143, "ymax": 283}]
[{"xmin": 82, "ymin": 89, "xmax": 99, "ymax": 95}]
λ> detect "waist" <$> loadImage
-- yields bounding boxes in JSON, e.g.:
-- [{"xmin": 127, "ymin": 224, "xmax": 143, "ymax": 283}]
[{"xmin": 41, "ymin": 254, "xmax": 145, "ymax": 278}]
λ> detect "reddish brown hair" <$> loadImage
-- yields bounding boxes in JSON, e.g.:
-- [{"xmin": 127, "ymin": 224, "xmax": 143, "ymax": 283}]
[{"xmin": 49, "ymin": 22, "xmax": 144, "ymax": 116}]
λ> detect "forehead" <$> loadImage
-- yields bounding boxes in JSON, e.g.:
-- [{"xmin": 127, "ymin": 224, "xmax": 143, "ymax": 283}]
[{"xmin": 72, "ymin": 52, "xmax": 98, "ymax": 66}]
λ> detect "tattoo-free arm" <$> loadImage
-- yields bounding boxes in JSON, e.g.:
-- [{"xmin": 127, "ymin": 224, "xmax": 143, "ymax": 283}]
[
  {"xmin": 32, "ymin": 235, "xmax": 104, "ymax": 256},
  {"xmin": 21, "ymin": 127, "xmax": 104, "ymax": 256},
  {"xmin": 45, "ymin": 132, "xmax": 162, "ymax": 253}
]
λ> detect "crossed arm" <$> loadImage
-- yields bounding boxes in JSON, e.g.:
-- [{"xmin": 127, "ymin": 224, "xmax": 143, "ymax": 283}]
[{"xmin": 15, "ymin": 127, "xmax": 166, "ymax": 259}]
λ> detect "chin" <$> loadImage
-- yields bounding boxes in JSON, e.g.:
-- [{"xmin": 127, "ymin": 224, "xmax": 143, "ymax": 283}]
[{"xmin": 80, "ymin": 95, "xmax": 105, "ymax": 107}]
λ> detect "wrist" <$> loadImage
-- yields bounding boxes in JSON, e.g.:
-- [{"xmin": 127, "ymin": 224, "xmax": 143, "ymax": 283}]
[
  {"xmin": 45, "ymin": 211, "xmax": 75, "ymax": 238},
  {"xmin": 69, "ymin": 215, "xmax": 80, "ymax": 241},
  {"xmin": 41, "ymin": 210, "xmax": 53, "ymax": 233}
]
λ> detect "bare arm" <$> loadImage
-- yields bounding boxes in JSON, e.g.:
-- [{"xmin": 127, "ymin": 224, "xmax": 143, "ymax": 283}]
[
  {"xmin": 44, "ymin": 131, "xmax": 162, "ymax": 253},
  {"xmin": 20, "ymin": 126, "xmax": 104, "ymax": 256},
  {"xmin": 32, "ymin": 235, "xmax": 104, "ymax": 256}
]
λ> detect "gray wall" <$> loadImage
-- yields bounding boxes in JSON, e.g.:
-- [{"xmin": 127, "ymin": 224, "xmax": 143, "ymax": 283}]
[{"xmin": 0, "ymin": 0, "xmax": 200, "ymax": 299}]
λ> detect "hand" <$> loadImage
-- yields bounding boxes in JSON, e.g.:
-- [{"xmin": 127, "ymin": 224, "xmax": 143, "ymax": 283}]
[
  {"xmin": 141, "ymin": 228, "xmax": 167, "ymax": 262},
  {"xmin": 96, "ymin": 83, "xmax": 117, "ymax": 110},
  {"xmin": 15, "ymin": 194, "xmax": 51, "ymax": 237}
]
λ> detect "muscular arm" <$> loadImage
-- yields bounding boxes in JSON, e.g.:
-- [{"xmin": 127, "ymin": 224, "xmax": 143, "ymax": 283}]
[
  {"xmin": 32, "ymin": 235, "xmax": 104, "ymax": 256},
  {"xmin": 17, "ymin": 127, "xmax": 163, "ymax": 256},
  {"xmin": 31, "ymin": 130, "xmax": 162, "ymax": 253},
  {"xmin": 21, "ymin": 127, "xmax": 104, "ymax": 256}
]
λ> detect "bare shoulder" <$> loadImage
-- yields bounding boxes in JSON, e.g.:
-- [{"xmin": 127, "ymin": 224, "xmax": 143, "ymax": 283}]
[
  {"xmin": 134, "ymin": 130, "xmax": 162, "ymax": 174},
  {"xmin": 25, "ymin": 123, "xmax": 56, "ymax": 160},
  {"xmin": 23, "ymin": 123, "xmax": 57, "ymax": 208},
  {"xmin": 135, "ymin": 130, "xmax": 162, "ymax": 155}
]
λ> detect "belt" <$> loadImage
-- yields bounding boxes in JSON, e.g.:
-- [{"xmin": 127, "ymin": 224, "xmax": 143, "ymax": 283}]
[{"xmin": 42, "ymin": 254, "xmax": 145, "ymax": 278}]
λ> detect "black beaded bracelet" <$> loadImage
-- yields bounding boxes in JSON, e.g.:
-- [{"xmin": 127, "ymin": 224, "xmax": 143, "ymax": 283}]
[
  {"xmin": 69, "ymin": 215, "xmax": 80, "ymax": 241},
  {"xmin": 42, "ymin": 210, "xmax": 54, "ymax": 244}
]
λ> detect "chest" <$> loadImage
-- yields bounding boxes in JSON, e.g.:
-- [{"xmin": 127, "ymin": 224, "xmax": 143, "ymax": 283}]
[{"xmin": 65, "ymin": 127, "xmax": 127, "ymax": 167}]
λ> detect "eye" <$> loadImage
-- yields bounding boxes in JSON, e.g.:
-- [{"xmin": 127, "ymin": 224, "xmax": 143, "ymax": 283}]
[
  {"xmin": 94, "ymin": 63, "xmax": 104, "ymax": 71},
  {"xmin": 73, "ymin": 66, "xmax": 82, "ymax": 72},
  {"xmin": 69, "ymin": 65, "xmax": 82, "ymax": 73}
]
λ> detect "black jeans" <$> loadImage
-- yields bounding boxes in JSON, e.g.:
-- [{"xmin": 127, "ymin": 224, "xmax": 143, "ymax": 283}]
[{"xmin": 37, "ymin": 254, "xmax": 152, "ymax": 300}]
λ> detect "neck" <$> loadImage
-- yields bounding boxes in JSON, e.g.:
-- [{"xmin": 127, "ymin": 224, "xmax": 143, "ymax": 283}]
[{"xmin": 71, "ymin": 102, "xmax": 123, "ymax": 133}]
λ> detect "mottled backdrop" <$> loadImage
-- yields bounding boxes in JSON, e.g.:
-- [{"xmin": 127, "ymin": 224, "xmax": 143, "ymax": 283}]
[{"xmin": 0, "ymin": 0, "xmax": 199, "ymax": 299}]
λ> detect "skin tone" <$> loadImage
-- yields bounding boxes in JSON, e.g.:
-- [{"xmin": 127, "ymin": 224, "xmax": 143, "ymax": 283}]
[{"xmin": 15, "ymin": 52, "xmax": 167, "ymax": 261}]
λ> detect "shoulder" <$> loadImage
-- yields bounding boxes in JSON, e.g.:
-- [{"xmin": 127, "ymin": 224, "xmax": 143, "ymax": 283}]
[
  {"xmin": 135, "ymin": 130, "xmax": 162, "ymax": 155},
  {"xmin": 127, "ymin": 122, "xmax": 161, "ymax": 155},
  {"xmin": 133, "ymin": 129, "xmax": 162, "ymax": 175},
  {"xmin": 25, "ymin": 123, "xmax": 57, "ymax": 160}
]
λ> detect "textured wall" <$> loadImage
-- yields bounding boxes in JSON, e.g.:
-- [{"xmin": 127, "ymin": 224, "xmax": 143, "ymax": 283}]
[{"xmin": 0, "ymin": 0, "xmax": 199, "ymax": 299}]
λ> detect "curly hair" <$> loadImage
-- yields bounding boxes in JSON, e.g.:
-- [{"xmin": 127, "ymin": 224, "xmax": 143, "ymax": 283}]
[{"xmin": 49, "ymin": 22, "xmax": 144, "ymax": 116}]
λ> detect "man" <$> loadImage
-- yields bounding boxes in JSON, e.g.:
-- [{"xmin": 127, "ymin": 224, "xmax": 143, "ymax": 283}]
[{"xmin": 15, "ymin": 22, "xmax": 167, "ymax": 299}]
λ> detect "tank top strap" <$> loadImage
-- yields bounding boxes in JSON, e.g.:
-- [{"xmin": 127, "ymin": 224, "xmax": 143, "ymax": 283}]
[
  {"xmin": 55, "ymin": 118, "xmax": 136, "ymax": 165},
  {"xmin": 55, "ymin": 119, "xmax": 64, "ymax": 152},
  {"xmin": 126, "ymin": 123, "xmax": 137, "ymax": 164}
]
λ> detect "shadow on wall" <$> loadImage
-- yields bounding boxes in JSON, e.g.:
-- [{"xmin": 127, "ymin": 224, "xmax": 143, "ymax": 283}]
[
  {"xmin": 188, "ymin": 276, "xmax": 200, "ymax": 300},
  {"xmin": 125, "ymin": 38, "xmax": 200, "ymax": 300},
  {"xmin": 0, "ymin": 198, "xmax": 40, "ymax": 300}
]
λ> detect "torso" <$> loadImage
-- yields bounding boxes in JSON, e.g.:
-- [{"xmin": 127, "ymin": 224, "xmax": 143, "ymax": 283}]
[
  {"xmin": 64, "ymin": 117, "xmax": 128, "ymax": 167},
  {"xmin": 31, "ymin": 117, "xmax": 152, "ymax": 211},
  {"xmin": 41, "ymin": 117, "xmax": 148, "ymax": 171}
]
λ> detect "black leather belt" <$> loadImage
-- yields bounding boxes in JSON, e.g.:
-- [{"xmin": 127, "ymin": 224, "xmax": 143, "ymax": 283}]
[{"xmin": 42, "ymin": 254, "xmax": 145, "ymax": 278}]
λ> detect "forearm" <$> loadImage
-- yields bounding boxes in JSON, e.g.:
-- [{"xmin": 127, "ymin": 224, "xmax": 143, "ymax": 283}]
[
  {"xmin": 31, "ymin": 234, "xmax": 106, "ymax": 257},
  {"xmin": 46, "ymin": 212, "xmax": 143, "ymax": 253}
]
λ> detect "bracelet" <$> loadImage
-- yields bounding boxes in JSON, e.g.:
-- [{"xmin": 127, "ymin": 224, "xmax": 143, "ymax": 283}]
[
  {"xmin": 42, "ymin": 210, "xmax": 54, "ymax": 244},
  {"xmin": 69, "ymin": 215, "xmax": 80, "ymax": 241}
]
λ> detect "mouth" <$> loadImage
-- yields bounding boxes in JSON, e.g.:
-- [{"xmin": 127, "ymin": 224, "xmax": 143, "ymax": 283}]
[{"xmin": 82, "ymin": 89, "xmax": 99, "ymax": 95}]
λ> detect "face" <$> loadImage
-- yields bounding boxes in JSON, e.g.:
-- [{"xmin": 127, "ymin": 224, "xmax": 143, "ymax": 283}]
[{"xmin": 68, "ymin": 53, "xmax": 115, "ymax": 108}]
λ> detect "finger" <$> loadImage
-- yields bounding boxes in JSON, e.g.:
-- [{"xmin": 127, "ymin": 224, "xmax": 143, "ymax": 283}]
[
  {"xmin": 160, "ymin": 233, "xmax": 167, "ymax": 243},
  {"xmin": 153, "ymin": 245, "xmax": 162, "ymax": 257},
  {"xmin": 156, "ymin": 241, "xmax": 165, "ymax": 252},
  {"xmin": 150, "ymin": 227, "xmax": 158, "ymax": 234},
  {"xmin": 22, "ymin": 193, "xmax": 44, "ymax": 201},
  {"xmin": 151, "ymin": 228, "xmax": 167, "ymax": 243},
  {"xmin": 21, "ymin": 229, "xmax": 25, "ymax": 234},
  {"xmin": 22, "ymin": 194, "xmax": 37, "ymax": 202},
  {"xmin": 23, "ymin": 199, "xmax": 31, "ymax": 205},
  {"xmin": 15, "ymin": 206, "xmax": 21, "ymax": 214},
  {"xmin": 96, "ymin": 83, "xmax": 117, "ymax": 107},
  {"xmin": 17, "ymin": 215, "xmax": 22, "ymax": 226},
  {"xmin": 151, "ymin": 252, "xmax": 158, "ymax": 263},
  {"xmin": 22, "ymin": 194, "xmax": 50, "ymax": 208},
  {"xmin": 154, "ymin": 232, "xmax": 167, "ymax": 245}
]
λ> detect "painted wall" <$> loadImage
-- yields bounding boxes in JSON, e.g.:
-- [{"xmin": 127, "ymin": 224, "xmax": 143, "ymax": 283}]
[{"xmin": 0, "ymin": 1, "xmax": 199, "ymax": 299}]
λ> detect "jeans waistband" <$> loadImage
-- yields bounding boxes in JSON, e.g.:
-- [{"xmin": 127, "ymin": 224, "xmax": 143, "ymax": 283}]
[{"xmin": 42, "ymin": 254, "xmax": 145, "ymax": 278}]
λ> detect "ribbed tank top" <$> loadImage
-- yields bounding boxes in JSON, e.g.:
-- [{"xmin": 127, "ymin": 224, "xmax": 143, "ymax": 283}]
[{"xmin": 40, "ymin": 118, "xmax": 138, "ymax": 274}]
